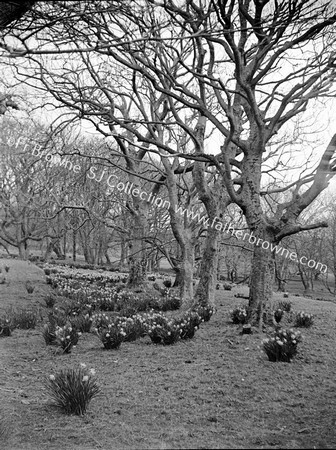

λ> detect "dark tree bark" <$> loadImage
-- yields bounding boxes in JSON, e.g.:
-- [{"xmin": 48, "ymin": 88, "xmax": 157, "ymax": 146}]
[
  {"xmin": 127, "ymin": 211, "xmax": 148, "ymax": 287},
  {"xmin": 72, "ymin": 229, "xmax": 77, "ymax": 262},
  {"xmin": 0, "ymin": 1, "xmax": 36, "ymax": 31},
  {"xmin": 247, "ymin": 230, "xmax": 277, "ymax": 327}
]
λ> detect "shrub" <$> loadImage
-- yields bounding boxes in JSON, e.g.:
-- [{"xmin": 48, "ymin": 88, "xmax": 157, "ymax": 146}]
[
  {"xmin": 147, "ymin": 314, "xmax": 181, "ymax": 345},
  {"xmin": 50, "ymin": 278, "xmax": 59, "ymax": 289},
  {"xmin": 42, "ymin": 322, "xmax": 57, "ymax": 345},
  {"xmin": 55, "ymin": 324, "xmax": 80, "ymax": 353},
  {"xmin": 191, "ymin": 304, "xmax": 215, "ymax": 322},
  {"xmin": 262, "ymin": 328, "xmax": 302, "ymax": 362},
  {"xmin": 45, "ymin": 293, "xmax": 57, "ymax": 308},
  {"xmin": 223, "ymin": 283, "xmax": 232, "ymax": 291},
  {"xmin": 148, "ymin": 322, "xmax": 181, "ymax": 345},
  {"xmin": 159, "ymin": 295, "xmax": 181, "ymax": 311},
  {"xmin": 96, "ymin": 324, "xmax": 125, "ymax": 349},
  {"xmin": 0, "ymin": 315, "xmax": 13, "ymax": 337},
  {"xmin": 48, "ymin": 308, "xmax": 68, "ymax": 327},
  {"xmin": 273, "ymin": 308, "xmax": 284, "ymax": 324},
  {"xmin": 95, "ymin": 297, "xmax": 115, "ymax": 311},
  {"xmin": 278, "ymin": 300, "xmax": 292, "ymax": 312},
  {"xmin": 12, "ymin": 308, "xmax": 38, "ymax": 329},
  {"xmin": 294, "ymin": 311, "xmax": 314, "ymax": 328},
  {"xmin": 114, "ymin": 290, "xmax": 140, "ymax": 311},
  {"xmin": 114, "ymin": 315, "xmax": 147, "ymax": 342},
  {"xmin": 44, "ymin": 268, "xmax": 51, "ymax": 275},
  {"xmin": 229, "ymin": 306, "xmax": 247, "ymax": 324},
  {"xmin": 160, "ymin": 287, "xmax": 171, "ymax": 297},
  {"xmin": 25, "ymin": 281, "xmax": 35, "ymax": 294},
  {"xmin": 234, "ymin": 293, "xmax": 249, "ymax": 299},
  {"xmin": 44, "ymin": 364, "xmax": 100, "ymax": 415},
  {"xmin": 163, "ymin": 278, "xmax": 172, "ymax": 288},
  {"xmin": 175, "ymin": 311, "xmax": 202, "ymax": 340},
  {"xmin": 71, "ymin": 313, "xmax": 93, "ymax": 333},
  {"xmin": 92, "ymin": 312, "xmax": 113, "ymax": 332},
  {"xmin": 61, "ymin": 298, "xmax": 92, "ymax": 317}
]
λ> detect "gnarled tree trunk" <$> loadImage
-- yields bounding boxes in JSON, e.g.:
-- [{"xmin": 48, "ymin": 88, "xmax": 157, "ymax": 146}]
[
  {"xmin": 127, "ymin": 203, "xmax": 148, "ymax": 287},
  {"xmin": 178, "ymin": 235, "xmax": 195, "ymax": 309},
  {"xmin": 193, "ymin": 225, "xmax": 219, "ymax": 307},
  {"xmin": 248, "ymin": 230, "xmax": 276, "ymax": 327}
]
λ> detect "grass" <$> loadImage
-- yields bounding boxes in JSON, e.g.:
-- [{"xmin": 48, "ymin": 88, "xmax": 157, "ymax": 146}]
[{"xmin": 0, "ymin": 257, "xmax": 336, "ymax": 449}]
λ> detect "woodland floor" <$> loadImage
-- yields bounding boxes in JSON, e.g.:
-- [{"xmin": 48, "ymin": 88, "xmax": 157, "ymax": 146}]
[{"xmin": 0, "ymin": 258, "xmax": 336, "ymax": 449}]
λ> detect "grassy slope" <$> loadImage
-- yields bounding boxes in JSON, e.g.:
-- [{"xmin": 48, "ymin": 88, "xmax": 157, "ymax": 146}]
[{"xmin": 0, "ymin": 258, "xmax": 336, "ymax": 450}]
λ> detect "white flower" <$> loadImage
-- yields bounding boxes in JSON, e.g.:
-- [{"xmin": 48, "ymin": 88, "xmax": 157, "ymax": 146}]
[
  {"xmin": 49, "ymin": 374, "xmax": 55, "ymax": 381},
  {"xmin": 82, "ymin": 376, "xmax": 89, "ymax": 382},
  {"xmin": 89, "ymin": 368, "xmax": 96, "ymax": 376},
  {"xmin": 80, "ymin": 363, "xmax": 87, "ymax": 368}
]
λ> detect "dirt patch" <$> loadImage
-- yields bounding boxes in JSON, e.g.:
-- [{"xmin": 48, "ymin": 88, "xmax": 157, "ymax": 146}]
[{"xmin": 0, "ymin": 259, "xmax": 336, "ymax": 449}]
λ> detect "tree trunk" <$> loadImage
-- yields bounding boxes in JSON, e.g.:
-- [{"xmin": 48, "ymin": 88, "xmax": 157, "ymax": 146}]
[
  {"xmin": 72, "ymin": 229, "xmax": 77, "ymax": 262},
  {"xmin": 297, "ymin": 262, "xmax": 314, "ymax": 295},
  {"xmin": 303, "ymin": 284, "xmax": 314, "ymax": 296},
  {"xmin": 83, "ymin": 246, "xmax": 94, "ymax": 264},
  {"xmin": 0, "ymin": 240, "xmax": 10, "ymax": 254},
  {"xmin": 192, "ymin": 151, "xmax": 231, "ymax": 308},
  {"xmin": 173, "ymin": 267, "xmax": 182, "ymax": 287},
  {"xmin": 18, "ymin": 241, "xmax": 28, "ymax": 260},
  {"xmin": 63, "ymin": 230, "xmax": 67, "ymax": 257},
  {"xmin": 104, "ymin": 248, "xmax": 111, "ymax": 264},
  {"xmin": 120, "ymin": 237, "xmax": 128, "ymax": 267},
  {"xmin": 179, "ymin": 239, "xmax": 195, "ymax": 309},
  {"xmin": 194, "ymin": 226, "xmax": 218, "ymax": 307},
  {"xmin": 277, "ymin": 279, "xmax": 286, "ymax": 292},
  {"xmin": 248, "ymin": 233, "xmax": 276, "ymax": 327},
  {"xmin": 44, "ymin": 239, "xmax": 63, "ymax": 260},
  {"xmin": 301, "ymin": 275, "xmax": 314, "ymax": 296},
  {"xmin": 147, "ymin": 257, "xmax": 152, "ymax": 273},
  {"xmin": 127, "ymin": 212, "xmax": 148, "ymax": 287}
]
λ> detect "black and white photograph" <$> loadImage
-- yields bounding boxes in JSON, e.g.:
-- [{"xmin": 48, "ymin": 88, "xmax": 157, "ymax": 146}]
[{"xmin": 0, "ymin": 1, "xmax": 336, "ymax": 448}]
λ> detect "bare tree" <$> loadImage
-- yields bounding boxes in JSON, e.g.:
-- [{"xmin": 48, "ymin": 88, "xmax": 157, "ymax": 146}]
[
  {"xmin": 0, "ymin": 118, "xmax": 59, "ymax": 258},
  {"xmin": 2, "ymin": 0, "xmax": 336, "ymax": 321}
]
